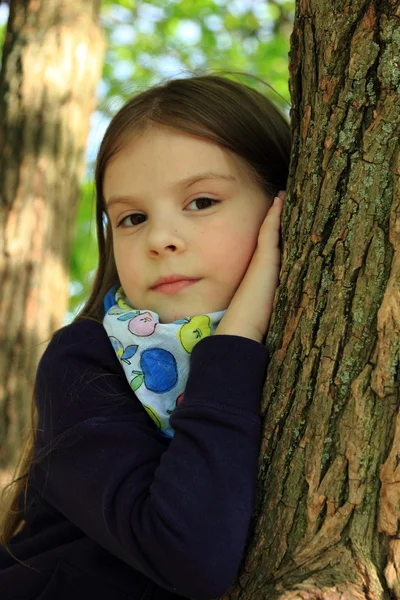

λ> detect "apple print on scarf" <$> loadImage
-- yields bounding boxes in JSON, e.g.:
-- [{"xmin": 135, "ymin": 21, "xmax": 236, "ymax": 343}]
[
  {"xmin": 167, "ymin": 393, "xmax": 185, "ymax": 415},
  {"xmin": 109, "ymin": 336, "xmax": 138, "ymax": 364},
  {"xmin": 109, "ymin": 337, "xmax": 178, "ymax": 394},
  {"xmin": 128, "ymin": 312, "xmax": 156, "ymax": 336},
  {"xmin": 130, "ymin": 348, "xmax": 178, "ymax": 394},
  {"xmin": 178, "ymin": 316, "xmax": 212, "ymax": 353},
  {"xmin": 142, "ymin": 405, "xmax": 164, "ymax": 429},
  {"xmin": 113, "ymin": 310, "xmax": 157, "ymax": 337},
  {"xmin": 105, "ymin": 287, "xmax": 158, "ymax": 338}
]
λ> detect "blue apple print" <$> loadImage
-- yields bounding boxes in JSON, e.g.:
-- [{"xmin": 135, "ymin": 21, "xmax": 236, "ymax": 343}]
[
  {"xmin": 140, "ymin": 348, "xmax": 178, "ymax": 393},
  {"xmin": 109, "ymin": 336, "xmax": 138, "ymax": 364}
]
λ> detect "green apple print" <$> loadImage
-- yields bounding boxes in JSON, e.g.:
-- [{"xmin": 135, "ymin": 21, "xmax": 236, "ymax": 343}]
[
  {"xmin": 117, "ymin": 295, "xmax": 132, "ymax": 312},
  {"xmin": 142, "ymin": 405, "xmax": 164, "ymax": 429},
  {"xmin": 178, "ymin": 316, "xmax": 211, "ymax": 354}
]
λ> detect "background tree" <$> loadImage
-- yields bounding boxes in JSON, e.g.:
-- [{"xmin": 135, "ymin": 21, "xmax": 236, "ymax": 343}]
[
  {"xmin": 0, "ymin": 0, "xmax": 104, "ymax": 481},
  {"xmin": 224, "ymin": 1, "xmax": 400, "ymax": 599}
]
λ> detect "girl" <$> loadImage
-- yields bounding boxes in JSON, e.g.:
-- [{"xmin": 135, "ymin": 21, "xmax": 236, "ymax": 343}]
[{"xmin": 0, "ymin": 73, "xmax": 290, "ymax": 599}]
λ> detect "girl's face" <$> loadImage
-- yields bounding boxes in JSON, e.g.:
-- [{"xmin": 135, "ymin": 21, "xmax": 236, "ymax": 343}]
[{"xmin": 104, "ymin": 125, "xmax": 271, "ymax": 323}]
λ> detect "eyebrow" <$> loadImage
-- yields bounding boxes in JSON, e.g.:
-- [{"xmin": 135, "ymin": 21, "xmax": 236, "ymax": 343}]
[{"xmin": 106, "ymin": 171, "xmax": 237, "ymax": 209}]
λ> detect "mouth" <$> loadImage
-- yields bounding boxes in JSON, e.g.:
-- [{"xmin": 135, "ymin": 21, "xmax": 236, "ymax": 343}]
[{"xmin": 150, "ymin": 275, "xmax": 200, "ymax": 295}]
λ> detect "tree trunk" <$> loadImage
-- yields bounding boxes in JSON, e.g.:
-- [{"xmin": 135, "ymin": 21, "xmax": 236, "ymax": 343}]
[
  {"xmin": 224, "ymin": 1, "xmax": 400, "ymax": 598},
  {"xmin": 0, "ymin": 0, "xmax": 104, "ymax": 481}
]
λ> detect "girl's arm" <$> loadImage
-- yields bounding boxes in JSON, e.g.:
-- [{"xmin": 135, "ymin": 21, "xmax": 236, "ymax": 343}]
[{"xmin": 30, "ymin": 318, "xmax": 269, "ymax": 600}]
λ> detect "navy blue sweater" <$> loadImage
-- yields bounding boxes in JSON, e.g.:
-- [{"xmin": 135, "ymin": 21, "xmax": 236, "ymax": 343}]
[{"xmin": 0, "ymin": 319, "xmax": 269, "ymax": 600}]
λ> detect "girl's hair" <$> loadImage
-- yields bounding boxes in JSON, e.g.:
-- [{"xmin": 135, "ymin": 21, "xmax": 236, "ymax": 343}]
[{"xmin": 0, "ymin": 72, "xmax": 291, "ymax": 547}]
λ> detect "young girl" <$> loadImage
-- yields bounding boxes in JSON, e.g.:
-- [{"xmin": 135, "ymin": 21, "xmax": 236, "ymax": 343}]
[{"xmin": 0, "ymin": 73, "xmax": 290, "ymax": 599}]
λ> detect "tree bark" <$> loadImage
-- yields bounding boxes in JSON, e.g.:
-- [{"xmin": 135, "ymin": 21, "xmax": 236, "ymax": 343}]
[
  {"xmin": 0, "ymin": 0, "xmax": 104, "ymax": 480},
  {"xmin": 224, "ymin": 1, "xmax": 400, "ymax": 598}
]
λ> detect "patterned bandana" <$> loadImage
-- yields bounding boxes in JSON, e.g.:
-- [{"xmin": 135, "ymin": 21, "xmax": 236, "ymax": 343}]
[{"xmin": 103, "ymin": 286, "xmax": 226, "ymax": 438}]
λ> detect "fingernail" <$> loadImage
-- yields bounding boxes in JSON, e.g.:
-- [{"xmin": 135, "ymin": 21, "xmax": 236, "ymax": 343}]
[{"xmin": 273, "ymin": 196, "xmax": 280, "ymax": 205}]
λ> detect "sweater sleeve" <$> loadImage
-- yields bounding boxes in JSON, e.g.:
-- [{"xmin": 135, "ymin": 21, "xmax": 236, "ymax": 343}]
[{"xmin": 31, "ymin": 319, "xmax": 269, "ymax": 600}]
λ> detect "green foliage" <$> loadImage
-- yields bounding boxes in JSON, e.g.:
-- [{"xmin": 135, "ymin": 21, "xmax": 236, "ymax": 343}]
[
  {"xmin": 68, "ymin": 181, "xmax": 98, "ymax": 317},
  {"xmin": 0, "ymin": 4, "xmax": 9, "ymax": 66},
  {"xmin": 98, "ymin": 0, "xmax": 294, "ymax": 111},
  {"xmin": 68, "ymin": 0, "xmax": 294, "ymax": 320}
]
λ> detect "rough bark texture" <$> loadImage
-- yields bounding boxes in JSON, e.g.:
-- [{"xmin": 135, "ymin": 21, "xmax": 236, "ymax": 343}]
[
  {"xmin": 0, "ymin": 0, "xmax": 104, "ymax": 479},
  {"xmin": 224, "ymin": 1, "xmax": 400, "ymax": 599}
]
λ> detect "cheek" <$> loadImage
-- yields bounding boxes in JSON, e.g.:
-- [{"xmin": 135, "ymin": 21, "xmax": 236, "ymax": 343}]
[
  {"xmin": 208, "ymin": 221, "xmax": 260, "ymax": 279},
  {"xmin": 113, "ymin": 243, "xmax": 125, "ymax": 277},
  {"xmin": 113, "ymin": 241, "xmax": 141, "ymax": 287}
]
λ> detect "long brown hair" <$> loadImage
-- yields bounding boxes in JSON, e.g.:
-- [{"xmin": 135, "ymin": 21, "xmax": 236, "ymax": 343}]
[{"xmin": 0, "ymin": 72, "xmax": 291, "ymax": 546}]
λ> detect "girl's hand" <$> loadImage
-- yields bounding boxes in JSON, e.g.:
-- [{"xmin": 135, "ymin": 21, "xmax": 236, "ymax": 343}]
[{"xmin": 215, "ymin": 191, "xmax": 286, "ymax": 343}]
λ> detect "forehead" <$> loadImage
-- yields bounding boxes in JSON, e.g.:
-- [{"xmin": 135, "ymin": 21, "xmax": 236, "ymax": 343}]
[{"xmin": 103, "ymin": 126, "xmax": 256, "ymax": 196}]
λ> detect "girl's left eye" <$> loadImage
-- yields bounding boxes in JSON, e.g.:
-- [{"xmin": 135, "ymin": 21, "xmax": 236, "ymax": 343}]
[
  {"xmin": 117, "ymin": 213, "xmax": 147, "ymax": 228},
  {"xmin": 186, "ymin": 197, "xmax": 218, "ymax": 211}
]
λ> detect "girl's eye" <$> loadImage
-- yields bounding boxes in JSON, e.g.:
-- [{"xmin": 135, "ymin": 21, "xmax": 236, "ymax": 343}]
[
  {"xmin": 186, "ymin": 197, "xmax": 218, "ymax": 211},
  {"xmin": 116, "ymin": 198, "xmax": 217, "ymax": 227},
  {"xmin": 118, "ymin": 213, "xmax": 147, "ymax": 228}
]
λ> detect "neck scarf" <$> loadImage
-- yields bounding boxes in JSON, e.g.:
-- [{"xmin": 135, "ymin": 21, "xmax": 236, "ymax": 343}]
[{"xmin": 103, "ymin": 286, "xmax": 226, "ymax": 438}]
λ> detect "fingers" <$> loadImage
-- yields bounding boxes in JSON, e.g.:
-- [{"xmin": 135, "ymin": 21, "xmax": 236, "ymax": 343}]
[
  {"xmin": 274, "ymin": 190, "xmax": 286, "ymax": 207},
  {"xmin": 270, "ymin": 194, "xmax": 285, "ymax": 217},
  {"xmin": 257, "ymin": 192, "xmax": 284, "ymax": 251}
]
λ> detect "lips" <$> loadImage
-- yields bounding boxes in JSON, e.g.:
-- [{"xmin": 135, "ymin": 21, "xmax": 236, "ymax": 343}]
[
  {"xmin": 150, "ymin": 275, "xmax": 200, "ymax": 294},
  {"xmin": 150, "ymin": 274, "xmax": 199, "ymax": 290}
]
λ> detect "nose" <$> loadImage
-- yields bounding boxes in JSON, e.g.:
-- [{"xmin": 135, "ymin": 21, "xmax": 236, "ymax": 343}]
[{"xmin": 146, "ymin": 218, "xmax": 186, "ymax": 257}]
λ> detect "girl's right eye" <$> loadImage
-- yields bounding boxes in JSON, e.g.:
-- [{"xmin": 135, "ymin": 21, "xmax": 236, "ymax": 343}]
[
  {"xmin": 186, "ymin": 197, "xmax": 218, "ymax": 211},
  {"xmin": 118, "ymin": 213, "xmax": 147, "ymax": 228}
]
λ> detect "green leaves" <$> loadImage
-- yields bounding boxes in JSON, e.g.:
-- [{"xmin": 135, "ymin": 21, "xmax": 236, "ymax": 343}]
[
  {"xmin": 130, "ymin": 373, "xmax": 144, "ymax": 392},
  {"xmin": 68, "ymin": 180, "xmax": 98, "ymax": 317},
  {"xmin": 99, "ymin": 0, "xmax": 294, "ymax": 107}
]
